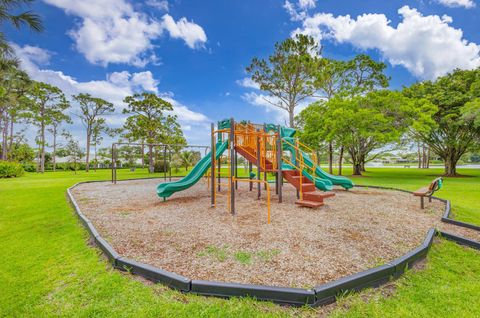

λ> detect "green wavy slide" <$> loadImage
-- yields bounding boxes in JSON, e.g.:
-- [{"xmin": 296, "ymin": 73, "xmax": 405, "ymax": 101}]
[
  {"xmin": 279, "ymin": 126, "xmax": 354, "ymax": 190},
  {"xmin": 157, "ymin": 141, "xmax": 228, "ymax": 199},
  {"xmin": 300, "ymin": 150, "xmax": 354, "ymax": 190}
]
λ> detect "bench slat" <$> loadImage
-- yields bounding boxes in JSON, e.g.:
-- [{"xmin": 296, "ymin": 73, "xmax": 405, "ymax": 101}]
[{"xmin": 413, "ymin": 187, "xmax": 430, "ymax": 196}]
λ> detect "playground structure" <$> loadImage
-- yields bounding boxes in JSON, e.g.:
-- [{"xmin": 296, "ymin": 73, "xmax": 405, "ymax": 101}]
[{"xmin": 156, "ymin": 118, "xmax": 354, "ymax": 220}]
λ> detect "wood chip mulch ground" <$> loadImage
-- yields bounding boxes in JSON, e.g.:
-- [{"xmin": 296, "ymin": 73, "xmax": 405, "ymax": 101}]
[{"xmin": 71, "ymin": 178, "xmax": 479, "ymax": 288}]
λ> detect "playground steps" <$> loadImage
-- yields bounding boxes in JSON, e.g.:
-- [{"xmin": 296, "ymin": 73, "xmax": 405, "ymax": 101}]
[
  {"xmin": 234, "ymin": 146, "xmax": 275, "ymax": 171},
  {"xmin": 282, "ymin": 170, "xmax": 335, "ymax": 208},
  {"xmin": 295, "ymin": 200, "xmax": 324, "ymax": 208}
]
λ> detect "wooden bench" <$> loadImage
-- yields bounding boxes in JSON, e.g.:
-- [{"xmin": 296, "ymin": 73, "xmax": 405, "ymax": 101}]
[{"xmin": 413, "ymin": 177, "xmax": 443, "ymax": 209}]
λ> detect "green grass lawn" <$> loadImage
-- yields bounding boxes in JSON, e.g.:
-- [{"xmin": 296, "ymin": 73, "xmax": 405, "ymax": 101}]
[{"xmin": 0, "ymin": 167, "xmax": 479, "ymax": 317}]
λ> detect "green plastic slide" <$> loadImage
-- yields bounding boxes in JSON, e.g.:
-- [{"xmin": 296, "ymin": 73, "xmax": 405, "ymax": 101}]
[
  {"xmin": 300, "ymin": 150, "xmax": 354, "ymax": 190},
  {"xmin": 278, "ymin": 125, "xmax": 354, "ymax": 190},
  {"xmin": 157, "ymin": 141, "xmax": 228, "ymax": 199}
]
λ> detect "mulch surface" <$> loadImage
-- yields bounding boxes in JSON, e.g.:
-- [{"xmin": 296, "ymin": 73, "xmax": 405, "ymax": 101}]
[{"xmin": 71, "ymin": 178, "xmax": 479, "ymax": 288}]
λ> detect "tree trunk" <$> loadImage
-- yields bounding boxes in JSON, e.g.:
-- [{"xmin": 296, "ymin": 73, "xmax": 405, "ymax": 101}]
[
  {"xmin": 8, "ymin": 115, "xmax": 14, "ymax": 156},
  {"xmin": 328, "ymin": 142, "xmax": 333, "ymax": 174},
  {"xmin": 445, "ymin": 160, "xmax": 457, "ymax": 176},
  {"xmin": 40, "ymin": 122, "xmax": 45, "ymax": 173},
  {"xmin": 141, "ymin": 143, "xmax": 145, "ymax": 168},
  {"xmin": 338, "ymin": 146, "xmax": 344, "ymax": 176},
  {"xmin": 1, "ymin": 112, "xmax": 8, "ymax": 160},
  {"xmin": 148, "ymin": 144, "xmax": 154, "ymax": 173},
  {"xmin": 36, "ymin": 141, "xmax": 41, "ymax": 173},
  {"xmin": 353, "ymin": 163, "xmax": 362, "ymax": 175},
  {"xmin": 444, "ymin": 153, "xmax": 458, "ymax": 176},
  {"xmin": 94, "ymin": 144, "xmax": 97, "ymax": 172},
  {"xmin": 422, "ymin": 144, "xmax": 427, "ymax": 169},
  {"xmin": 417, "ymin": 142, "xmax": 422, "ymax": 169},
  {"xmin": 85, "ymin": 131, "xmax": 91, "ymax": 172},
  {"xmin": 52, "ymin": 127, "xmax": 56, "ymax": 172},
  {"xmin": 288, "ymin": 110, "xmax": 295, "ymax": 128},
  {"xmin": 426, "ymin": 147, "xmax": 430, "ymax": 169}
]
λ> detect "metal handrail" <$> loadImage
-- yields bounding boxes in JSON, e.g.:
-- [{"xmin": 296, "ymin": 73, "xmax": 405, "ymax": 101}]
[{"xmin": 281, "ymin": 138, "xmax": 320, "ymax": 201}]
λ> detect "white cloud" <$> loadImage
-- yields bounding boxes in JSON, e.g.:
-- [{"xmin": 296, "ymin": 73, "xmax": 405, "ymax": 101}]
[
  {"xmin": 284, "ymin": 0, "xmax": 316, "ymax": 21},
  {"xmin": 236, "ymin": 77, "xmax": 260, "ymax": 89},
  {"xmin": 146, "ymin": 0, "xmax": 169, "ymax": 11},
  {"xmin": 44, "ymin": 0, "xmax": 161, "ymax": 66},
  {"xmin": 13, "ymin": 44, "xmax": 210, "ymax": 145},
  {"xmin": 298, "ymin": 0, "xmax": 316, "ymax": 9},
  {"xmin": 436, "ymin": 0, "xmax": 476, "ymax": 8},
  {"xmin": 160, "ymin": 14, "xmax": 207, "ymax": 49},
  {"xmin": 43, "ymin": 0, "xmax": 207, "ymax": 66},
  {"xmin": 13, "ymin": 44, "xmax": 52, "ymax": 65},
  {"xmin": 293, "ymin": 6, "xmax": 480, "ymax": 79}
]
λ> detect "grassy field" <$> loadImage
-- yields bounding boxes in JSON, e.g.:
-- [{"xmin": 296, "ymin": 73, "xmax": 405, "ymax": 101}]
[{"xmin": 0, "ymin": 167, "xmax": 479, "ymax": 317}]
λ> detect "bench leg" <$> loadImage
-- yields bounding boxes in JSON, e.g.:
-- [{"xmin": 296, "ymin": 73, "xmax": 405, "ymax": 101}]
[{"xmin": 420, "ymin": 197, "xmax": 424, "ymax": 209}]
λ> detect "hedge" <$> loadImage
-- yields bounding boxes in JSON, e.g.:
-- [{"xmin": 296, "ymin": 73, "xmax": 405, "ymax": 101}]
[{"xmin": 0, "ymin": 161, "xmax": 25, "ymax": 178}]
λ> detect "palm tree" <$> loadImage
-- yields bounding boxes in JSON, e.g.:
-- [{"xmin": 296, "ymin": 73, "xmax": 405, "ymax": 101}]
[
  {"xmin": 0, "ymin": 0, "xmax": 43, "ymax": 63},
  {"xmin": 178, "ymin": 151, "xmax": 195, "ymax": 171}
]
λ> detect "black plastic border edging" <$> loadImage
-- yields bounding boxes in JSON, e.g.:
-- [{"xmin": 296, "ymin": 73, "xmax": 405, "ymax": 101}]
[
  {"xmin": 313, "ymin": 228, "xmax": 436, "ymax": 306},
  {"xmin": 116, "ymin": 257, "xmax": 191, "ymax": 292},
  {"xmin": 441, "ymin": 200, "xmax": 480, "ymax": 232},
  {"xmin": 437, "ymin": 231, "xmax": 480, "ymax": 250},
  {"xmin": 191, "ymin": 280, "xmax": 315, "ymax": 306},
  {"xmin": 67, "ymin": 181, "xmax": 480, "ymax": 307},
  {"xmin": 356, "ymin": 185, "xmax": 480, "ymax": 233},
  {"xmin": 67, "ymin": 183, "xmax": 192, "ymax": 293}
]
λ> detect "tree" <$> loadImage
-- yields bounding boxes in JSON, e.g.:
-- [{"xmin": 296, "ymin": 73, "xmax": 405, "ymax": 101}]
[
  {"xmin": 301, "ymin": 55, "xmax": 390, "ymax": 174},
  {"xmin": 73, "ymin": 93, "xmax": 114, "ymax": 172},
  {"xmin": 96, "ymin": 147, "xmax": 112, "ymax": 167},
  {"xmin": 0, "ymin": 65, "xmax": 31, "ymax": 160},
  {"xmin": 312, "ymin": 59, "xmax": 349, "ymax": 173},
  {"xmin": 47, "ymin": 113, "xmax": 71, "ymax": 172},
  {"xmin": 59, "ymin": 133, "xmax": 84, "ymax": 174},
  {"xmin": 404, "ymin": 68, "xmax": 480, "ymax": 176},
  {"xmin": 177, "ymin": 150, "xmax": 199, "ymax": 171},
  {"xmin": 91, "ymin": 123, "xmax": 118, "ymax": 171},
  {"xmin": 295, "ymin": 100, "xmax": 333, "ymax": 161},
  {"xmin": 122, "ymin": 92, "xmax": 186, "ymax": 173},
  {"xmin": 311, "ymin": 90, "xmax": 436, "ymax": 175},
  {"xmin": 0, "ymin": 0, "xmax": 43, "ymax": 66},
  {"xmin": 27, "ymin": 82, "xmax": 69, "ymax": 173},
  {"xmin": 119, "ymin": 145, "xmax": 137, "ymax": 170},
  {"xmin": 246, "ymin": 34, "xmax": 321, "ymax": 127},
  {"xmin": 7, "ymin": 139, "xmax": 34, "ymax": 163},
  {"xmin": 343, "ymin": 54, "xmax": 390, "ymax": 96}
]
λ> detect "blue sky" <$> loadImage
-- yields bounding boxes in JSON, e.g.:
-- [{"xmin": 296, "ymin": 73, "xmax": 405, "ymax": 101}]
[{"xmin": 6, "ymin": 0, "xmax": 480, "ymax": 147}]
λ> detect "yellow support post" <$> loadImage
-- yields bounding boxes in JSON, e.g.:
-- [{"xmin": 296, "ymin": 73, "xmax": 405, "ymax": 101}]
[{"xmin": 233, "ymin": 178, "xmax": 271, "ymax": 224}]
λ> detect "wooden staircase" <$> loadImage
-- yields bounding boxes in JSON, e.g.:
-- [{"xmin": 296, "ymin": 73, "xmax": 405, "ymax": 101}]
[
  {"xmin": 235, "ymin": 145, "xmax": 335, "ymax": 208},
  {"xmin": 282, "ymin": 170, "xmax": 335, "ymax": 208}
]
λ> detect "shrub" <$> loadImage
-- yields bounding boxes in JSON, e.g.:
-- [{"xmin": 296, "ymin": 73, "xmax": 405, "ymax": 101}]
[
  {"xmin": 153, "ymin": 160, "xmax": 170, "ymax": 173},
  {"xmin": 22, "ymin": 162, "xmax": 36, "ymax": 172},
  {"xmin": 0, "ymin": 161, "xmax": 25, "ymax": 178}
]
